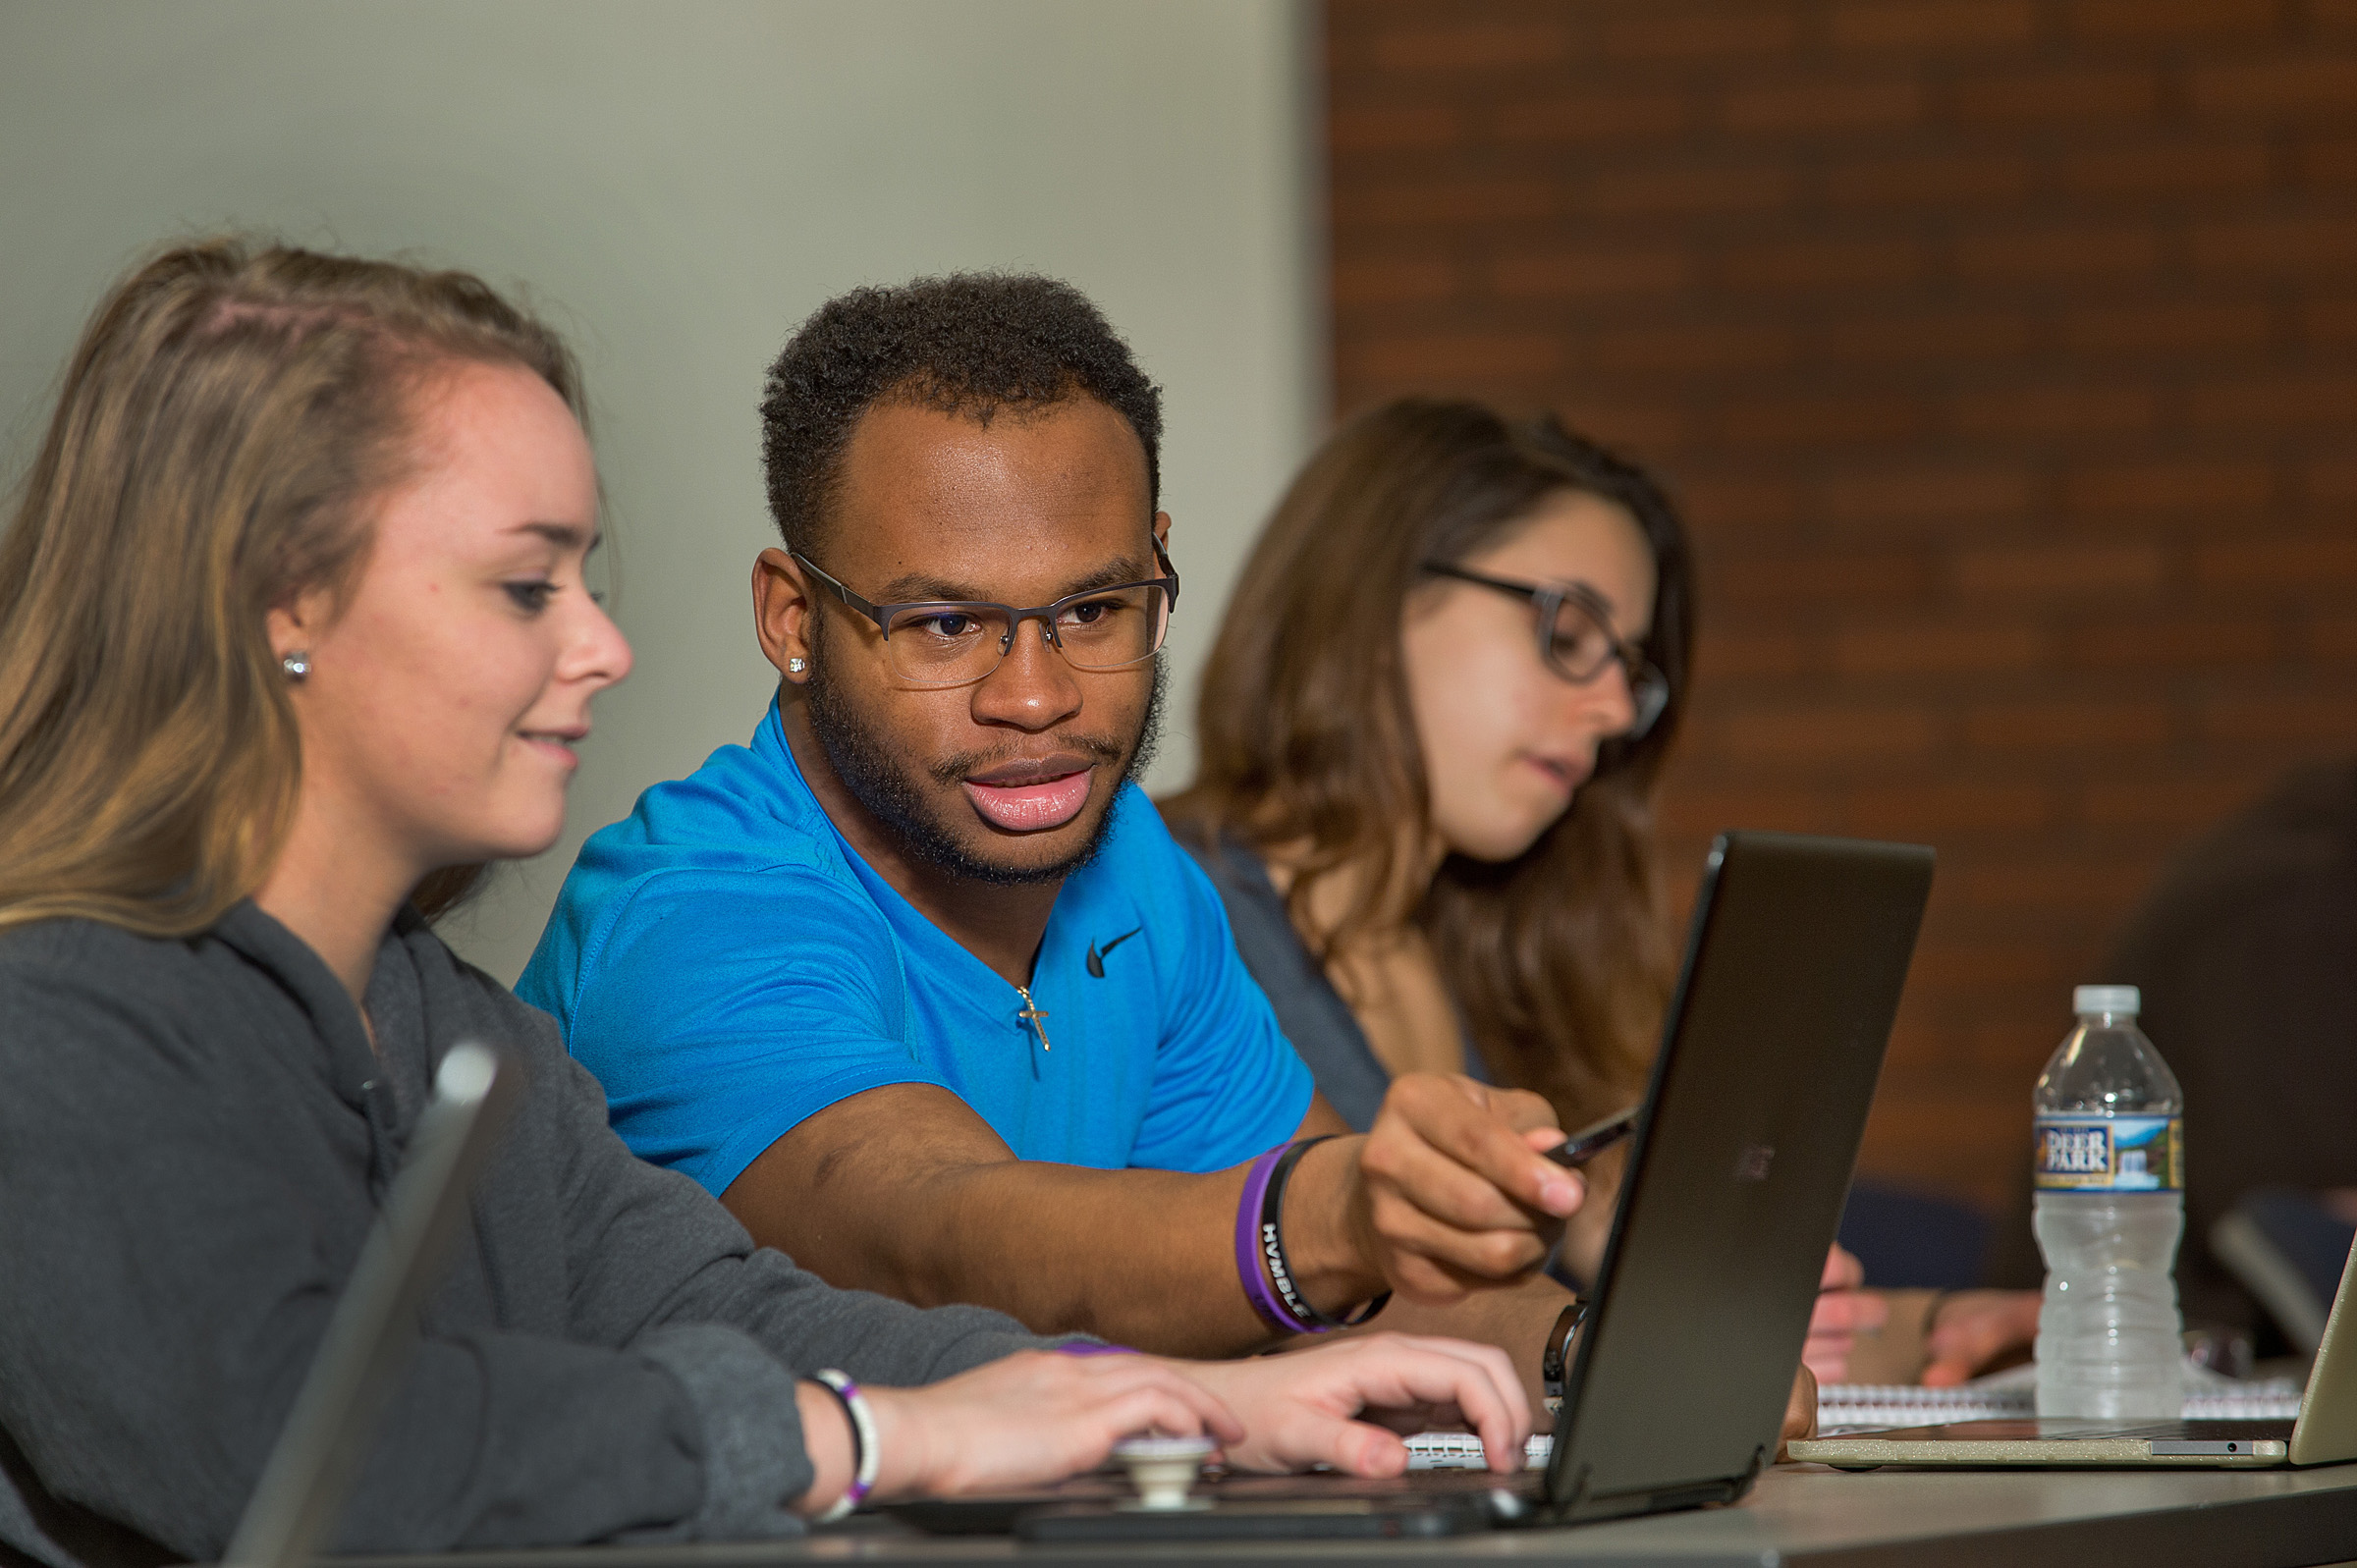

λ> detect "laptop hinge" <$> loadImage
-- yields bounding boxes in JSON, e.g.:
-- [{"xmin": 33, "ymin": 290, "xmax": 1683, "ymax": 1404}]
[{"xmin": 1567, "ymin": 1447, "xmax": 1766, "ymax": 1524}]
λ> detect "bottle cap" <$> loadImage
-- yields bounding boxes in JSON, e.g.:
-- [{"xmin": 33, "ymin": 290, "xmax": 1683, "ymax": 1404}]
[{"xmin": 2073, "ymin": 984, "xmax": 2141, "ymax": 1016}]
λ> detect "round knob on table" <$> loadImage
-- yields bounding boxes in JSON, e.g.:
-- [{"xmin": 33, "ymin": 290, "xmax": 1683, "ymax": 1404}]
[{"xmin": 1113, "ymin": 1434, "xmax": 1217, "ymax": 1511}]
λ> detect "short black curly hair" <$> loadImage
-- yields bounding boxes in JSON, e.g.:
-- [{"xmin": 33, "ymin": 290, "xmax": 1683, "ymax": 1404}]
[{"xmin": 759, "ymin": 273, "xmax": 1164, "ymax": 556}]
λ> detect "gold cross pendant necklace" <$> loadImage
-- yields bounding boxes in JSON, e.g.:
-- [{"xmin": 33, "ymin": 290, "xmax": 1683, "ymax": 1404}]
[{"xmin": 1014, "ymin": 984, "xmax": 1052, "ymax": 1052}]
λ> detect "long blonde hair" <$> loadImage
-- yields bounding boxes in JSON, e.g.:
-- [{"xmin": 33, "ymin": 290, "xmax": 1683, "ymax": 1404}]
[
  {"xmin": 0, "ymin": 239, "xmax": 582, "ymax": 937},
  {"xmin": 1164, "ymin": 399, "xmax": 1697, "ymax": 1126}
]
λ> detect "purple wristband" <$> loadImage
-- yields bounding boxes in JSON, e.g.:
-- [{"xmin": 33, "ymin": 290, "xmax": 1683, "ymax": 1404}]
[
  {"xmin": 1234, "ymin": 1145, "xmax": 1300, "ymax": 1331},
  {"xmin": 1055, "ymin": 1341, "xmax": 1138, "ymax": 1356}
]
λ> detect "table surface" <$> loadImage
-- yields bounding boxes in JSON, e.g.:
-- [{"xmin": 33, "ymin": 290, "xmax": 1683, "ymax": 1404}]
[{"xmin": 340, "ymin": 1460, "xmax": 2357, "ymax": 1568}]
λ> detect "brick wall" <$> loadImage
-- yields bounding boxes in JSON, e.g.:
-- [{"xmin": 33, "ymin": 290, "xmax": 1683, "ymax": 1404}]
[{"xmin": 1325, "ymin": 0, "xmax": 2357, "ymax": 1213}]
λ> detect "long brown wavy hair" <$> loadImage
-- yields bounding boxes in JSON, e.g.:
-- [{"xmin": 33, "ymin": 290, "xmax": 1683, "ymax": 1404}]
[
  {"xmin": 1163, "ymin": 398, "xmax": 1697, "ymax": 1125},
  {"xmin": 0, "ymin": 239, "xmax": 582, "ymax": 938}
]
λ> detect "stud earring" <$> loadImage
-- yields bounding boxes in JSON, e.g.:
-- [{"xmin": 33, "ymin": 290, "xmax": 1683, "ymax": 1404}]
[
  {"xmin": 787, "ymin": 657, "xmax": 807, "ymax": 675},
  {"xmin": 281, "ymin": 652, "xmax": 311, "ymax": 681}
]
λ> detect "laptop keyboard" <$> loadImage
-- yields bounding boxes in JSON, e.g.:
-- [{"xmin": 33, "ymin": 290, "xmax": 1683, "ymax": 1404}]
[{"xmin": 1405, "ymin": 1433, "xmax": 1549, "ymax": 1470}]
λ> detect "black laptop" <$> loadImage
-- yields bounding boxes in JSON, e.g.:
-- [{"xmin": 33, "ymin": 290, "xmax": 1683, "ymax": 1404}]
[{"xmin": 899, "ymin": 829, "xmax": 1937, "ymax": 1540}]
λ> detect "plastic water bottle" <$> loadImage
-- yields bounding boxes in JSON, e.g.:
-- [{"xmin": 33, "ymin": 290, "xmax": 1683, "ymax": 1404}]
[{"xmin": 2033, "ymin": 985, "xmax": 2186, "ymax": 1419}]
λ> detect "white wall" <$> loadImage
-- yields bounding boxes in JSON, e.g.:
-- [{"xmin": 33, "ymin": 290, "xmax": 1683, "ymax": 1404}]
[{"xmin": 0, "ymin": 0, "xmax": 1322, "ymax": 982}]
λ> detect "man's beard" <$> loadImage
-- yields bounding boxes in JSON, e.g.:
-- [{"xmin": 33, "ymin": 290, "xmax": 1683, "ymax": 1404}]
[{"xmin": 802, "ymin": 649, "xmax": 1165, "ymax": 888}]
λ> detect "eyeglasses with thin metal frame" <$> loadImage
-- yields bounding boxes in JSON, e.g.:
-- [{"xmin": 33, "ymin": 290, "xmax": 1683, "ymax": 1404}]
[
  {"xmin": 1419, "ymin": 561, "xmax": 1670, "ymax": 739},
  {"xmin": 791, "ymin": 538, "xmax": 1181, "ymax": 689}
]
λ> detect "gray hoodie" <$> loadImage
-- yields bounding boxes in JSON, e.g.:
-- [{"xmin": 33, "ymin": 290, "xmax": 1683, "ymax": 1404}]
[{"xmin": 0, "ymin": 903, "xmax": 1051, "ymax": 1566}]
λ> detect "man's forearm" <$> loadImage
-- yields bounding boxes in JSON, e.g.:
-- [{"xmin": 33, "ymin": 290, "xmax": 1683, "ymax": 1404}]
[
  {"xmin": 784, "ymin": 1148, "xmax": 1571, "ymax": 1392},
  {"xmin": 726, "ymin": 1095, "xmax": 1394, "ymax": 1357},
  {"xmin": 736, "ymin": 1141, "xmax": 1379, "ymax": 1357},
  {"xmin": 862, "ymin": 1157, "xmax": 1287, "ymax": 1354},
  {"xmin": 723, "ymin": 1079, "xmax": 1568, "ymax": 1362}
]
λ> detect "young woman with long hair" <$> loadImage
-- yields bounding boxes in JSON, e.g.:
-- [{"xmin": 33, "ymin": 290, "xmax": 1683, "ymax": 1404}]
[
  {"xmin": 1163, "ymin": 398, "xmax": 1881, "ymax": 1371},
  {"xmin": 0, "ymin": 243, "xmax": 1531, "ymax": 1564}
]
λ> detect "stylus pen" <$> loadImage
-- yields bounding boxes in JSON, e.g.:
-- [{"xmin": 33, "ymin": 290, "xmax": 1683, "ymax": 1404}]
[{"xmin": 1546, "ymin": 1107, "xmax": 1637, "ymax": 1169}]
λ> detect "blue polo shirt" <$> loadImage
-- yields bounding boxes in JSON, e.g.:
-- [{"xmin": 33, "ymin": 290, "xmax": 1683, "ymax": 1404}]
[{"xmin": 518, "ymin": 702, "xmax": 1313, "ymax": 1196}]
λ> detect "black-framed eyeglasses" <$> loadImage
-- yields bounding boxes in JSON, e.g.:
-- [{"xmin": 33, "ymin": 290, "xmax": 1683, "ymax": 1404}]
[
  {"xmin": 792, "ymin": 539, "xmax": 1180, "ymax": 689},
  {"xmin": 1420, "ymin": 562, "xmax": 1670, "ymax": 739}
]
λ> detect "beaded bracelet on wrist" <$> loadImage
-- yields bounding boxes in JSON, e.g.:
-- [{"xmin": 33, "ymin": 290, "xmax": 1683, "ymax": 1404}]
[{"xmin": 808, "ymin": 1369, "xmax": 879, "ymax": 1523}]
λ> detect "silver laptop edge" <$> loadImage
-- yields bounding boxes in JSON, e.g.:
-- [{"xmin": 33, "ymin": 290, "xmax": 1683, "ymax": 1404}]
[
  {"xmin": 2291, "ymin": 1232, "xmax": 2357, "ymax": 1465},
  {"xmin": 220, "ymin": 1042, "xmax": 518, "ymax": 1568}
]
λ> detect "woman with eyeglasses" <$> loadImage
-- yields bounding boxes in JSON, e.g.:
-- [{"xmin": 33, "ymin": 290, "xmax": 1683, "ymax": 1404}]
[
  {"xmin": 1162, "ymin": 401, "xmax": 1681, "ymax": 1281},
  {"xmin": 1163, "ymin": 399, "xmax": 1882, "ymax": 1375}
]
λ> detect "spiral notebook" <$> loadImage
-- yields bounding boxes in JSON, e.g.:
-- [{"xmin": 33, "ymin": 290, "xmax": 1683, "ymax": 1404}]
[{"xmin": 1814, "ymin": 1364, "xmax": 2305, "ymax": 1435}]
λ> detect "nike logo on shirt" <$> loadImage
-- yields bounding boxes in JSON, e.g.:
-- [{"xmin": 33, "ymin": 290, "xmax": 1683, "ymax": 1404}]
[{"xmin": 1085, "ymin": 926, "xmax": 1143, "ymax": 978}]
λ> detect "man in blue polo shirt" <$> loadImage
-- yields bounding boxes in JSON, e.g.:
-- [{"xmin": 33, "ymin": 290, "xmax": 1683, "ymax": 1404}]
[
  {"xmin": 525, "ymin": 686, "xmax": 1308, "ymax": 1191},
  {"xmin": 521, "ymin": 276, "xmax": 1813, "ymax": 1426}
]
